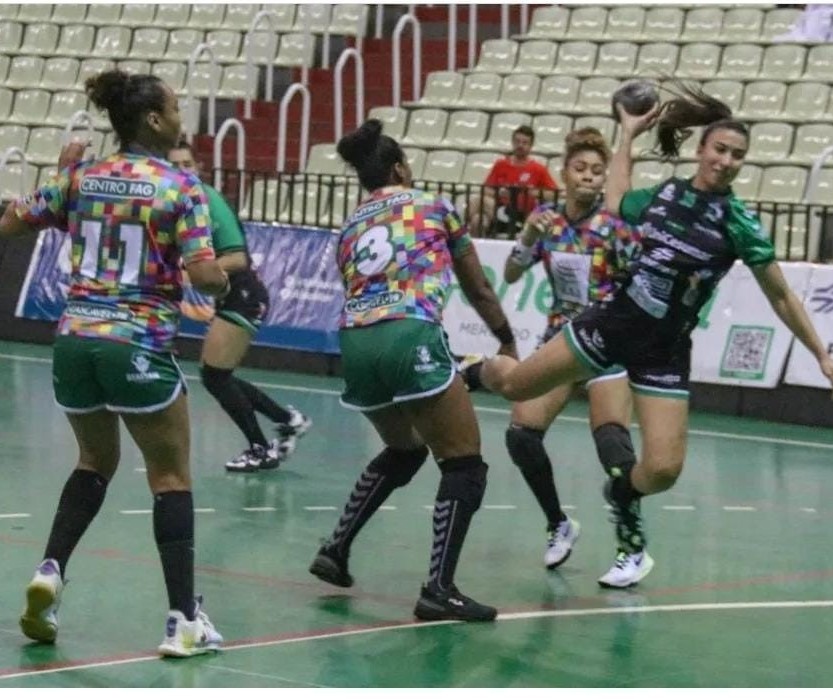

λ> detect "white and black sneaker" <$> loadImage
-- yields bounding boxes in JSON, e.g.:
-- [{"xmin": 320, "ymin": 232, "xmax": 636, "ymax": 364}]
[
  {"xmin": 224, "ymin": 443, "xmax": 281, "ymax": 473},
  {"xmin": 544, "ymin": 517, "xmax": 581, "ymax": 569},
  {"xmin": 276, "ymin": 406, "xmax": 312, "ymax": 440},
  {"xmin": 414, "ymin": 584, "xmax": 497, "ymax": 622},
  {"xmin": 598, "ymin": 549, "xmax": 655, "ymax": 589}
]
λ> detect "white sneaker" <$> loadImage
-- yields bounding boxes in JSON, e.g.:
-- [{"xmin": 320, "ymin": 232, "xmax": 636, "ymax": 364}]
[
  {"xmin": 225, "ymin": 444, "xmax": 279, "ymax": 473},
  {"xmin": 158, "ymin": 596, "xmax": 223, "ymax": 658},
  {"xmin": 544, "ymin": 517, "xmax": 580, "ymax": 569},
  {"xmin": 598, "ymin": 550, "xmax": 655, "ymax": 589},
  {"xmin": 277, "ymin": 406, "xmax": 312, "ymax": 439},
  {"xmin": 20, "ymin": 558, "xmax": 63, "ymax": 643}
]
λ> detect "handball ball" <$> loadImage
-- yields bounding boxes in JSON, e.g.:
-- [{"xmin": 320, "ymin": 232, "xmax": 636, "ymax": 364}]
[{"xmin": 611, "ymin": 81, "xmax": 660, "ymax": 122}]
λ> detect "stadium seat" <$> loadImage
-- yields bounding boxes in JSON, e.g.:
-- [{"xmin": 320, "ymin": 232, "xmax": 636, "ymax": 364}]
[
  {"xmin": 553, "ymin": 41, "xmax": 598, "ymax": 76},
  {"xmin": 401, "ymin": 108, "xmax": 448, "ymax": 148},
  {"xmin": 240, "ymin": 177, "xmax": 281, "ymax": 222},
  {"xmin": 803, "ymin": 45, "xmax": 833, "ymax": 82},
  {"xmin": 730, "ymin": 164, "xmax": 763, "ymax": 201},
  {"xmin": 635, "ymin": 43, "xmax": 679, "ymax": 79},
  {"xmin": 16, "ymin": 4, "xmax": 53, "ymax": 23},
  {"xmin": 536, "ymin": 75, "xmax": 580, "ymax": 113},
  {"xmin": 131, "ymin": 28, "xmax": 169, "ymax": 61},
  {"xmin": 567, "ymin": 6, "xmax": 608, "ymax": 40},
  {"xmin": 513, "ymin": 40, "xmax": 557, "ymax": 75},
  {"xmin": 45, "ymin": 90, "xmax": 89, "ymax": 127},
  {"xmin": 603, "ymin": 6, "xmax": 645, "ymax": 40},
  {"xmin": 716, "ymin": 44, "xmax": 763, "ymax": 80},
  {"xmin": 76, "ymin": 58, "xmax": 115, "ymax": 90},
  {"xmin": 118, "ymin": 4, "xmax": 155, "ymax": 27},
  {"xmin": 224, "ymin": 4, "xmax": 261, "ymax": 32},
  {"xmin": 0, "ymin": 161, "xmax": 37, "ymax": 200},
  {"xmin": 367, "ymin": 106, "xmax": 408, "ymax": 141},
  {"xmin": 56, "ymin": 24, "xmax": 95, "ymax": 57},
  {"xmin": 165, "ymin": 29, "xmax": 205, "ymax": 62},
  {"xmin": 417, "ymin": 71, "xmax": 464, "ymax": 108},
  {"xmin": 401, "ymin": 147, "xmax": 426, "ymax": 180},
  {"xmin": 0, "ymin": 124, "xmax": 30, "ymax": 153},
  {"xmin": 760, "ymin": 8, "xmax": 803, "ymax": 42},
  {"xmin": 20, "ymin": 23, "xmax": 59, "ymax": 55},
  {"xmin": 26, "ymin": 127, "xmax": 64, "ymax": 165},
  {"xmin": 748, "ymin": 122, "xmax": 795, "ymax": 164},
  {"xmin": 573, "ymin": 77, "xmax": 621, "ymax": 115},
  {"xmin": 117, "ymin": 60, "xmax": 152, "ymax": 76},
  {"xmin": 761, "ymin": 45, "xmax": 806, "ymax": 81},
  {"xmin": 217, "ymin": 65, "xmax": 250, "ymax": 99},
  {"xmin": 0, "ymin": 54, "xmax": 8, "ymax": 83},
  {"xmin": 484, "ymin": 112, "xmax": 532, "ymax": 151},
  {"xmin": 84, "ymin": 4, "xmax": 120, "ymax": 25},
  {"xmin": 0, "ymin": 4, "xmax": 19, "ymax": 21},
  {"xmin": 702, "ymin": 80, "xmax": 744, "ymax": 115},
  {"xmin": 497, "ymin": 73, "xmax": 541, "ymax": 111},
  {"xmin": 92, "ymin": 26, "xmax": 131, "ymax": 60},
  {"xmin": 739, "ymin": 81, "xmax": 787, "ymax": 119},
  {"xmin": 154, "ymin": 4, "xmax": 191, "ymax": 29},
  {"xmin": 6, "ymin": 90, "xmax": 50, "ymax": 125},
  {"xmin": 327, "ymin": 5, "xmax": 368, "ymax": 38},
  {"xmin": 525, "ymin": 6, "xmax": 570, "ymax": 40},
  {"xmin": 473, "ymin": 39, "xmax": 518, "ymax": 74},
  {"xmin": 328, "ymin": 180, "xmax": 363, "ymax": 228},
  {"xmin": 804, "ymin": 168, "xmax": 833, "ymax": 206},
  {"xmin": 531, "ymin": 113, "xmax": 573, "ymax": 155},
  {"xmin": 241, "ymin": 30, "xmax": 279, "ymax": 65},
  {"xmin": 0, "ymin": 88, "xmax": 13, "ymax": 120},
  {"xmin": 461, "ymin": 151, "xmax": 500, "ymax": 184},
  {"xmin": 789, "ymin": 125, "xmax": 833, "ymax": 165},
  {"xmin": 573, "ymin": 115, "xmax": 616, "ymax": 144},
  {"xmin": 294, "ymin": 4, "xmax": 330, "ymax": 33},
  {"xmin": 188, "ymin": 4, "xmax": 227, "ymax": 30},
  {"xmin": 187, "ymin": 62, "xmax": 222, "ymax": 98},
  {"xmin": 784, "ymin": 82, "xmax": 830, "ymax": 121},
  {"xmin": 594, "ymin": 42, "xmax": 638, "ymax": 78},
  {"xmin": 676, "ymin": 43, "xmax": 721, "ymax": 80},
  {"xmin": 274, "ymin": 33, "xmax": 315, "ymax": 68},
  {"xmin": 0, "ymin": 21, "xmax": 23, "ymax": 53},
  {"xmin": 632, "ymin": 161, "xmax": 673, "ymax": 190},
  {"xmin": 457, "ymin": 72, "xmax": 502, "ymax": 109},
  {"xmin": 151, "ymin": 62, "xmax": 188, "ymax": 93},
  {"xmin": 641, "ymin": 7, "xmax": 684, "ymax": 40},
  {"xmin": 421, "ymin": 149, "xmax": 466, "ymax": 186},
  {"xmin": 720, "ymin": 8, "xmax": 764, "ymax": 42},
  {"xmin": 206, "ymin": 30, "xmax": 242, "ymax": 64},
  {"xmin": 306, "ymin": 143, "xmax": 345, "ymax": 176},
  {"xmin": 442, "ymin": 110, "xmax": 489, "ymax": 149},
  {"xmin": 5, "ymin": 56, "xmax": 45, "ymax": 90},
  {"xmin": 681, "ymin": 8, "xmax": 724, "ymax": 42}
]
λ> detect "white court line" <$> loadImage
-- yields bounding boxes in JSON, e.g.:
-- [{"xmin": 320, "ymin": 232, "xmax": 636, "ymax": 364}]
[
  {"xmin": 242, "ymin": 507, "xmax": 277, "ymax": 512},
  {"xmin": 119, "ymin": 510, "xmax": 152, "ymax": 515},
  {"xmin": 303, "ymin": 506, "xmax": 337, "ymax": 512},
  {"xmin": 0, "ymin": 513, "xmax": 30, "ymax": 519},
  {"xmin": 3, "ymin": 599, "xmax": 833, "ymax": 681},
  {"xmin": 133, "ymin": 468, "xmax": 146, "ymax": 473},
  {"xmin": 2, "ymin": 352, "xmax": 832, "ymax": 452},
  {"xmin": 723, "ymin": 506, "xmax": 757, "ymax": 512},
  {"xmin": 562, "ymin": 505, "xmax": 576, "ymax": 510},
  {"xmin": 801, "ymin": 507, "xmax": 818, "ymax": 513},
  {"xmin": 663, "ymin": 505, "xmax": 696, "ymax": 511},
  {"xmin": 195, "ymin": 508, "xmax": 215, "ymax": 514},
  {"xmin": 208, "ymin": 665, "xmax": 329, "ymax": 688},
  {"xmin": 378, "ymin": 506, "xmax": 397, "ymax": 511}
]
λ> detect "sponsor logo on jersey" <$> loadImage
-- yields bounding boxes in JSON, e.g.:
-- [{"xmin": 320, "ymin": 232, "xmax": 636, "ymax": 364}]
[
  {"xmin": 647, "ymin": 205, "xmax": 667, "ymax": 217},
  {"xmin": 693, "ymin": 222, "xmax": 722, "ymax": 239},
  {"xmin": 658, "ymin": 183, "xmax": 676, "ymax": 202},
  {"xmin": 704, "ymin": 202, "xmax": 724, "ymax": 223},
  {"xmin": 344, "ymin": 291, "xmax": 404, "ymax": 314},
  {"xmin": 414, "ymin": 344, "xmax": 439, "ymax": 373},
  {"xmin": 126, "ymin": 350, "xmax": 161, "ymax": 382},
  {"xmin": 80, "ymin": 176, "xmax": 157, "ymax": 200},
  {"xmin": 642, "ymin": 373, "xmax": 681, "ymax": 386}
]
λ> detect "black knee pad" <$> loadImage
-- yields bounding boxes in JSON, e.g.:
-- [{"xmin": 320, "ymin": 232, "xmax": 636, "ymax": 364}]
[
  {"xmin": 592, "ymin": 422, "xmax": 636, "ymax": 478},
  {"xmin": 505, "ymin": 425, "xmax": 549, "ymax": 478},
  {"xmin": 368, "ymin": 445, "xmax": 429, "ymax": 487},
  {"xmin": 201, "ymin": 364, "xmax": 234, "ymax": 397},
  {"xmin": 437, "ymin": 455, "xmax": 488, "ymax": 510}
]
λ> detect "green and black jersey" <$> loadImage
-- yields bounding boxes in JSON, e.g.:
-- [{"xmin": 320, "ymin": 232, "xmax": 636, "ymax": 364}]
[
  {"xmin": 204, "ymin": 184, "xmax": 249, "ymax": 260},
  {"xmin": 617, "ymin": 177, "xmax": 775, "ymax": 336}
]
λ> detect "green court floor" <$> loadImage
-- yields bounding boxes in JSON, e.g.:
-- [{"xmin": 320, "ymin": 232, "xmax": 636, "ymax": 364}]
[{"xmin": 1, "ymin": 340, "xmax": 832, "ymax": 687}]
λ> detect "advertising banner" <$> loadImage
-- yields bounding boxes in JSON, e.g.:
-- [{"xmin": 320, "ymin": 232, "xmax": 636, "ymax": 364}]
[
  {"xmin": 784, "ymin": 264, "xmax": 833, "ymax": 389},
  {"xmin": 690, "ymin": 262, "xmax": 812, "ymax": 387}
]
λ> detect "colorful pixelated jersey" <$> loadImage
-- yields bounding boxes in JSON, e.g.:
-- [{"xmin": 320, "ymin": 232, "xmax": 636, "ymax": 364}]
[
  {"xmin": 14, "ymin": 153, "xmax": 215, "ymax": 352},
  {"xmin": 338, "ymin": 186, "xmax": 472, "ymax": 327},
  {"xmin": 521, "ymin": 202, "xmax": 642, "ymax": 330}
]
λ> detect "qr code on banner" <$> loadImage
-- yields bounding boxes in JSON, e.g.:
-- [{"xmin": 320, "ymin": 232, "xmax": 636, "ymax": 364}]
[{"xmin": 719, "ymin": 325, "xmax": 774, "ymax": 380}]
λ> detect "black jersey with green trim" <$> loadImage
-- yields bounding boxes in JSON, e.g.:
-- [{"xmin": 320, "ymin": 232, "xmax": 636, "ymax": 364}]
[{"xmin": 617, "ymin": 177, "xmax": 775, "ymax": 337}]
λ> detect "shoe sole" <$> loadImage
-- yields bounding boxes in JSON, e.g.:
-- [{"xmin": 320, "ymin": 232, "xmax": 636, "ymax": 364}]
[
  {"xmin": 309, "ymin": 554, "xmax": 353, "ymax": 588},
  {"xmin": 597, "ymin": 552, "xmax": 656, "ymax": 589},
  {"xmin": 413, "ymin": 599, "xmax": 497, "ymax": 622},
  {"xmin": 20, "ymin": 582, "xmax": 58, "ymax": 643},
  {"xmin": 158, "ymin": 642, "xmax": 221, "ymax": 658},
  {"xmin": 545, "ymin": 521, "xmax": 581, "ymax": 570}
]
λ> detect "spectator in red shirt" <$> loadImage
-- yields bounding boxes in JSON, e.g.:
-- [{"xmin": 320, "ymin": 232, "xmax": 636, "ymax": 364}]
[{"xmin": 467, "ymin": 125, "xmax": 558, "ymax": 238}]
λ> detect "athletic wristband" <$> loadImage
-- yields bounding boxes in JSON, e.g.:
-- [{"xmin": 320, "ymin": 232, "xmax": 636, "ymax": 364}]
[
  {"xmin": 510, "ymin": 240, "xmax": 535, "ymax": 267},
  {"xmin": 492, "ymin": 321, "xmax": 515, "ymax": 345}
]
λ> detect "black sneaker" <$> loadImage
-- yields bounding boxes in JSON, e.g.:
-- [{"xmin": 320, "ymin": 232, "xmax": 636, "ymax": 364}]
[
  {"xmin": 603, "ymin": 478, "xmax": 646, "ymax": 552},
  {"xmin": 453, "ymin": 354, "xmax": 485, "ymax": 392},
  {"xmin": 413, "ymin": 584, "xmax": 497, "ymax": 622},
  {"xmin": 225, "ymin": 444, "xmax": 280, "ymax": 473},
  {"xmin": 309, "ymin": 547, "xmax": 354, "ymax": 588}
]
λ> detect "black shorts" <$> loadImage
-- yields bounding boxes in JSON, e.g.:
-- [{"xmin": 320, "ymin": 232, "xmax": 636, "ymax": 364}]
[
  {"xmin": 563, "ymin": 298, "xmax": 692, "ymax": 399},
  {"xmin": 215, "ymin": 269, "xmax": 270, "ymax": 335}
]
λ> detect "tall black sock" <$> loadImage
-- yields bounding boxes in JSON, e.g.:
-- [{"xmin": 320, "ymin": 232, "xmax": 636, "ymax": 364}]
[
  {"xmin": 44, "ymin": 469, "xmax": 109, "ymax": 578},
  {"xmin": 506, "ymin": 425, "xmax": 564, "ymax": 529},
  {"xmin": 201, "ymin": 365, "xmax": 268, "ymax": 448},
  {"xmin": 234, "ymin": 377, "xmax": 291, "ymax": 424},
  {"xmin": 153, "ymin": 491, "xmax": 195, "ymax": 620}
]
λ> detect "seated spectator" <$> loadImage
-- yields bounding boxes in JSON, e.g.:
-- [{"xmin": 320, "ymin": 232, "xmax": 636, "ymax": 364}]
[{"xmin": 467, "ymin": 125, "xmax": 558, "ymax": 238}]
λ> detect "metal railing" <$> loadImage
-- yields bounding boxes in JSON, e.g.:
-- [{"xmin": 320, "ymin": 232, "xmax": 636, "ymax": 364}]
[
  {"xmin": 0, "ymin": 147, "xmax": 29, "ymax": 199},
  {"xmin": 333, "ymin": 48, "xmax": 364, "ymax": 143},
  {"xmin": 62, "ymin": 110, "xmax": 93, "ymax": 146},
  {"xmin": 276, "ymin": 83, "xmax": 311, "ymax": 173},
  {"xmin": 213, "ymin": 118, "xmax": 246, "ymax": 203},
  {"xmin": 185, "ymin": 43, "xmax": 217, "ymax": 143},
  {"xmin": 391, "ymin": 13, "xmax": 421, "ymax": 108},
  {"xmin": 244, "ymin": 9, "xmax": 280, "ymax": 119}
]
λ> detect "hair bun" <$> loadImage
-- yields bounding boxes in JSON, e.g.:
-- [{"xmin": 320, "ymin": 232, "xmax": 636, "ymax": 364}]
[
  {"xmin": 85, "ymin": 70, "xmax": 130, "ymax": 113},
  {"xmin": 337, "ymin": 119, "xmax": 384, "ymax": 170}
]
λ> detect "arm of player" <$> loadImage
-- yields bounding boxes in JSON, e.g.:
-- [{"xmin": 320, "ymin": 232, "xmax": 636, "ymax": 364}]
[
  {"xmin": 185, "ymin": 259, "xmax": 230, "ymax": 298},
  {"xmin": 217, "ymin": 251, "xmax": 248, "ymax": 274},
  {"xmin": 453, "ymin": 244, "xmax": 518, "ymax": 358},
  {"xmin": 752, "ymin": 261, "xmax": 833, "ymax": 390},
  {"xmin": 0, "ymin": 204, "xmax": 34, "ymax": 238},
  {"xmin": 504, "ymin": 208, "xmax": 553, "ymax": 284},
  {"xmin": 606, "ymin": 103, "xmax": 660, "ymax": 216}
]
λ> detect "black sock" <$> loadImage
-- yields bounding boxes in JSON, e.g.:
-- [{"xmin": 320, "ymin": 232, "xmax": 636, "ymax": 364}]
[
  {"xmin": 234, "ymin": 377, "xmax": 291, "ymax": 424},
  {"xmin": 610, "ymin": 472, "xmax": 646, "ymax": 553},
  {"xmin": 44, "ymin": 469, "xmax": 109, "ymax": 578},
  {"xmin": 153, "ymin": 491, "xmax": 195, "ymax": 620},
  {"xmin": 202, "ymin": 365, "xmax": 268, "ymax": 448},
  {"xmin": 506, "ymin": 426, "xmax": 564, "ymax": 529}
]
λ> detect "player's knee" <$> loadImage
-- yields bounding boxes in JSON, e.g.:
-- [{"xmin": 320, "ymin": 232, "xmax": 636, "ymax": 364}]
[
  {"xmin": 437, "ymin": 455, "xmax": 488, "ymax": 510},
  {"xmin": 505, "ymin": 425, "xmax": 549, "ymax": 478},
  {"xmin": 644, "ymin": 458, "xmax": 683, "ymax": 492},
  {"xmin": 592, "ymin": 422, "xmax": 636, "ymax": 478},
  {"xmin": 368, "ymin": 445, "xmax": 429, "ymax": 487},
  {"xmin": 200, "ymin": 364, "xmax": 233, "ymax": 398}
]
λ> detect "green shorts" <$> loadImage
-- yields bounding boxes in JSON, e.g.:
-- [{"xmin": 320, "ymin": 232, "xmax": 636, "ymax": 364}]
[
  {"xmin": 52, "ymin": 334, "xmax": 186, "ymax": 414},
  {"xmin": 339, "ymin": 318, "xmax": 456, "ymax": 412}
]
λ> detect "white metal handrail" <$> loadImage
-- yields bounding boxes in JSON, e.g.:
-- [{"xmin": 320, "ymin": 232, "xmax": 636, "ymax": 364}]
[
  {"xmin": 62, "ymin": 110, "xmax": 93, "ymax": 146},
  {"xmin": 500, "ymin": 4, "xmax": 510, "ymax": 39},
  {"xmin": 468, "ymin": 5, "xmax": 477, "ymax": 69},
  {"xmin": 245, "ymin": 10, "xmax": 279, "ymax": 119},
  {"xmin": 0, "ymin": 147, "xmax": 29, "ymax": 197},
  {"xmin": 186, "ymin": 43, "xmax": 217, "ymax": 142},
  {"xmin": 520, "ymin": 4, "xmax": 530, "ymax": 34},
  {"xmin": 447, "ymin": 5, "xmax": 457, "ymax": 71},
  {"xmin": 374, "ymin": 5, "xmax": 384, "ymax": 39},
  {"xmin": 392, "ymin": 13, "xmax": 421, "ymax": 108},
  {"xmin": 277, "ymin": 82, "xmax": 310, "ymax": 172},
  {"xmin": 301, "ymin": 10, "xmax": 311, "ymax": 86},
  {"xmin": 804, "ymin": 145, "xmax": 833, "ymax": 203},
  {"xmin": 213, "ymin": 118, "xmax": 247, "ymax": 193},
  {"xmin": 333, "ymin": 48, "xmax": 364, "ymax": 143}
]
